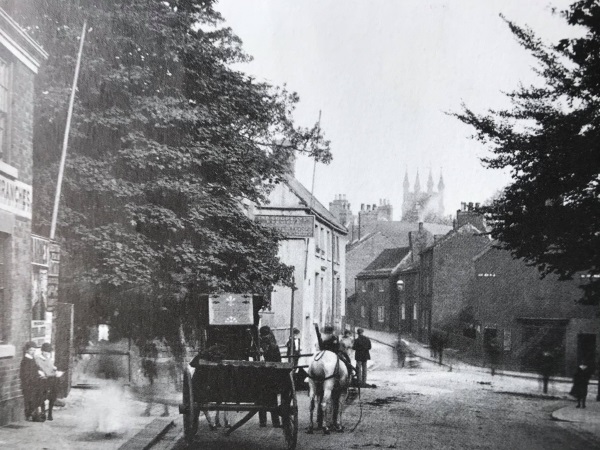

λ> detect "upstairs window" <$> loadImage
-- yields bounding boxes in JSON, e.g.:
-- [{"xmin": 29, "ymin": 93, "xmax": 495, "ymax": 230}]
[
  {"xmin": 0, "ymin": 56, "xmax": 11, "ymax": 161},
  {"xmin": 0, "ymin": 235, "xmax": 7, "ymax": 343}
]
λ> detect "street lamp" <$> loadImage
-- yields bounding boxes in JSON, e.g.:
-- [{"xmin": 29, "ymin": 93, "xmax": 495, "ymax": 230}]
[{"xmin": 396, "ymin": 280, "xmax": 405, "ymax": 292}]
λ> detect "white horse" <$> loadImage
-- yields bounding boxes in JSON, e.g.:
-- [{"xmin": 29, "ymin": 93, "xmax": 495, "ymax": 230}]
[{"xmin": 307, "ymin": 350, "xmax": 349, "ymax": 434}]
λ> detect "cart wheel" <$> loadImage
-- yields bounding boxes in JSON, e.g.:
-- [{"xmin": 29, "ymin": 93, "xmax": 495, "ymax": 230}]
[
  {"xmin": 182, "ymin": 367, "xmax": 198, "ymax": 445},
  {"xmin": 281, "ymin": 372, "xmax": 298, "ymax": 450}
]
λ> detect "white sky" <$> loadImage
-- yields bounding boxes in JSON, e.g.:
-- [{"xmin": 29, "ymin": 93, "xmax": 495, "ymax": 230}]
[{"xmin": 216, "ymin": 0, "xmax": 576, "ymax": 219}]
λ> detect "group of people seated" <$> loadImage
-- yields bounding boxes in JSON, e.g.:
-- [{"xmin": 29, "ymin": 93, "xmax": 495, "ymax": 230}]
[{"xmin": 20, "ymin": 341, "xmax": 62, "ymax": 422}]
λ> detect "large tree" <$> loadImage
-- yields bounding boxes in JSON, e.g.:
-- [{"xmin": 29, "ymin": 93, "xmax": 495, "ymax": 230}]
[
  {"xmin": 13, "ymin": 0, "xmax": 330, "ymax": 340},
  {"xmin": 455, "ymin": 1, "xmax": 600, "ymax": 305}
]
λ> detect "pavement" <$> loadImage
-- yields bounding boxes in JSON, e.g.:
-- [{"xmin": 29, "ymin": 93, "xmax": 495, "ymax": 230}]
[{"xmin": 360, "ymin": 328, "xmax": 600, "ymax": 431}]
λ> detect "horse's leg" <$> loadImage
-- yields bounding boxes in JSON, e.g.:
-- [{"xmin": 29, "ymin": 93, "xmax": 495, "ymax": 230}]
[
  {"xmin": 321, "ymin": 380, "xmax": 334, "ymax": 435},
  {"xmin": 307, "ymin": 380, "xmax": 315, "ymax": 434},
  {"xmin": 214, "ymin": 410, "xmax": 222, "ymax": 427},
  {"xmin": 336, "ymin": 388, "xmax": 348, "ymax": 432},
  {"xmin": 223, "ymin": 410, "xmax": 230, "ymax": 428}
]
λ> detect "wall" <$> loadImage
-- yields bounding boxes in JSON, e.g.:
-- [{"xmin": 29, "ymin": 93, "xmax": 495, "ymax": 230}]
[
  {"xmin": 471, "ymin": 248, "xmax": 600, "ymax": 375},
  {"xmin": 430, "ymin": 231, "xmax": 490, "ymax": 329},
  {"xmin": 0, "ymin": 57, "xmax": 35, "ymax": 426}
]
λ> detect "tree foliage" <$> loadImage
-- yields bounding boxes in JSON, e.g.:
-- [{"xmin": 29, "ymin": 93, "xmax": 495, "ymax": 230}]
[
  {"xmin": 13, "ymin": 0, "xmax": 331, "ymax": 339},
  {"xmin": 454, "ymin": 0, "xmax": 600, "ymax": 304}
]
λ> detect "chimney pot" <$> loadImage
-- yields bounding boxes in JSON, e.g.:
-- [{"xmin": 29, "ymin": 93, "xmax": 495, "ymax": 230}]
[
  {"xmin": 475, "ymin": 202, "xmax": 480, "ymax": 209},
  {"xmin": 419, "ymin": 222, "xmax": 423, "ymax": 231},
  {"xmin": 361, "ymin": 203, "xmax": 365, "ymax": 211},
  {"xmin": 468, "ymin": 202, "xmax": 474, "ymax": 211},
  {"xmin": 373, "ymin": 204, "xmax": 376, "ymax": 210}
]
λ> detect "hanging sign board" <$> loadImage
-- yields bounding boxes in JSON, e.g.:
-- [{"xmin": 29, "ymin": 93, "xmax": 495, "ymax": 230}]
[
  {"xmin": 256, "ymin": 215, "xmax": 314, "ymax": 238},
  {"xmin": 208, "ymin": 293, "xmax": 254, "ymax": 325}
]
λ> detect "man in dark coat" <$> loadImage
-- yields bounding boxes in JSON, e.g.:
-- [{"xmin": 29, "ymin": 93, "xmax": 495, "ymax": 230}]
[
  {"xmin": 259, "ymin": 326, "xmax": 281, "ymax": 428},
  {"xmin": 20, "ymin": 341, "xmax": 44, "ymax": 421},
  {"xmin": 570, "ymin": 363, "xmax": 594, "ymax": 408},
  {"xmin": 352, "ymin": 329, "xmax": 372, "ymax": 386}
]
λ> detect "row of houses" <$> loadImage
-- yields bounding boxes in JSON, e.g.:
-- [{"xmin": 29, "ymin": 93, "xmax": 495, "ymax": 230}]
[{"xmin": 345, "ymin": 203, "xmax": 600, "ymax": 376}]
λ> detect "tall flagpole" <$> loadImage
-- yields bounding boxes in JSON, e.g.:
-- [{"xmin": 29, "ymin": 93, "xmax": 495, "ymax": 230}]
[{"xmin": 50, "ymin": 20, "xmax": 87, "ymax": 240}]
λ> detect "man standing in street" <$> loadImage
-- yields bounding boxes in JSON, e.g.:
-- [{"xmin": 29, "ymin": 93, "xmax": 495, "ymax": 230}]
[{"xmin": 353, "ymin": 329, "xmax": 372, "ymax": 387}]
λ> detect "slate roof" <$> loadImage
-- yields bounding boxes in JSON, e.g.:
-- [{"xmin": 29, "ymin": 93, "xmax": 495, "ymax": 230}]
[
  {"xmin": 357, "ymin": 247, "xmax": 411, "ymax": 279},
  {"xmin": 284, "ymin": 174, "xmax": 347, "ymax": 234}
]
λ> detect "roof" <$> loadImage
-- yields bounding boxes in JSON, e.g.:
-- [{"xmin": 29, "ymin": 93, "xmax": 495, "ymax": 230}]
[
  {"xmin": 348, "ymin": 221, "xmax": 452, "ymax": 251},
  {"xmin": 357, "ymin": 247, "xmax": 411, "ymax": 278},
  {"xmin": 284, "ymin": 174, "xmax": 347, "ymax": 234}
]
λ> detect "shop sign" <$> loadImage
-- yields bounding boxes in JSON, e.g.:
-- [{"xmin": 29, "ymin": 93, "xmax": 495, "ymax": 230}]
[
  {"xmin": 0, "ymin": 174, "xmax": 32, "ymax": 219},
  {"xmin": 208, "ymin": 293, "xmax": 254, "ymax": 325},
  {"xmin": 256, "ymin": 215, "xmax": 314, "ymax": 238}
]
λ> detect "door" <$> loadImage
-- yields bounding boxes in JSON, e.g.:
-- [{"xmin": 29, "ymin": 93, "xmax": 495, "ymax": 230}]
[{"xmin": 577, "ymin": 333, "xmax": 596, "ymax": 367}]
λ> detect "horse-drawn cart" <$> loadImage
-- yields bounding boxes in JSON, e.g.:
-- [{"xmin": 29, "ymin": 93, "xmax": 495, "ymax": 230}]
[
  {"xmin": 179, "ymin": 359, "xmax": 298, "ymax": 448},
  {"xmin": 178, "ymin": 293, "xmax": 299, "ymax": 448}
]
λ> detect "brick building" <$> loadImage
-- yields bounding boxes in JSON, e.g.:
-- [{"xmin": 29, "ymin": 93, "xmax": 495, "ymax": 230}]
[
  {"xmin": 0, "ymin": 7, "xmax": 47, "ymax": 425},
  {"xmin": 353, "ymin": 247, "xmax": 410, "ymax": 331},
  {"xmin": 470, "ymin": 246, "xmax": 600, "ymax": 376}
]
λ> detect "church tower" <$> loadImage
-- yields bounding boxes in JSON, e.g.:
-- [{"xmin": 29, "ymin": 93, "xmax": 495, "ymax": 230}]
[{"xmin": 401, "ymin": 169, "xmax": 447, "ymax": 223}]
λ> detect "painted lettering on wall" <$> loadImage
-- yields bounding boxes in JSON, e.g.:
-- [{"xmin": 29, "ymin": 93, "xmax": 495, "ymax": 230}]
[{"xmin": 0, "ymin": 175, "xmax": 32, "ymax": 218}]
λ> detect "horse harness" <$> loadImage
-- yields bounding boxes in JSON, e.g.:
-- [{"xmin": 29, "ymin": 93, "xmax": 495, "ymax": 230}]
[{"xmin": 307, "ymin": 351, "xmax": 341, "ymax": 382}]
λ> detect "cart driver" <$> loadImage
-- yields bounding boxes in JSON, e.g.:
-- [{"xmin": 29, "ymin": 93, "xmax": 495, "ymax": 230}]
[{"xmin": 317, "ymin": 325, "xmax": 355, "ymax": 378}]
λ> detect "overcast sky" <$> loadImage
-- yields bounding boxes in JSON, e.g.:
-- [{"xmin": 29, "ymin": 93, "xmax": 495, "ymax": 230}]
[{"xmin": 216, "ymin": 0, "xmax": 576, "ymax": 220}]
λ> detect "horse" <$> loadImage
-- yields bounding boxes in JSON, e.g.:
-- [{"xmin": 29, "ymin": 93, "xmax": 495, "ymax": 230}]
[{"xmin": 306, "ymin": 350, "xmax": 349, "ymax": 434}]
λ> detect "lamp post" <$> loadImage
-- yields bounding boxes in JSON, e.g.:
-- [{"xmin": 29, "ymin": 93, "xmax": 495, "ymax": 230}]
[{"xmin": 396, "ymin": 279, "xmax": 405, "ymax": 339}]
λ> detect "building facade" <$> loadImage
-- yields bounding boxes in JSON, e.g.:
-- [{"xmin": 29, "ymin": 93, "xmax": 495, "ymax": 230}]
[
  {"xmin": 353, "ymin": 247, "xmax": 410, "ymax": 332},
  {"xmin": 256, "ymin": 174, "xmax": 347, "ymax": 360},
  {"xmin": 0, "ymin": 7, "xmax": 47, "ymax": 425},
  {"xmin": 470, "ymin": 247, "xmax": 600, "ymax": 376}
]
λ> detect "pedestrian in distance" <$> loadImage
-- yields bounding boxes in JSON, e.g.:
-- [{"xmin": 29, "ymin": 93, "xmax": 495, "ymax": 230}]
[
  {"xmin": 352, "ymin": 328, "xmax": 372, "ymax": 387},
  {"xmin": 259, "ymin": 326, "xmax": 282, "ymax": 428},
  {"xmin": 395, "ymin": 338, "xmax": 409, "ymax": 368},
  {"xmin": 537, "ymin": 349, "xmax": 554, "ymax": 394},
  {"xmin": 570, "ymin": 362, "xmax": 594, "ymax": 408},
  {"xmin": 20, "ymin": 341, "xmax": 45, "ymax": 422},
  {"xmin": 286, "ymin": 327, "xmax": 301, "ymax": 367},
  {"xmin": 35, "ymin": 343, "xmax": 64, "ymax": 421},
  {"xmin": 340, "ymin": 329, "xmax": 355, "ymax": 363},
  {"xmin": 485, "ymin": 337, "xmax": 502, "ymax": 376}
]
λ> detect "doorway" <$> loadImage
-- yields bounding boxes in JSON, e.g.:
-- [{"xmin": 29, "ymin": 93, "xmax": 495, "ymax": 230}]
[{"xmin": 577, "ymin": 333, "xmax": 597, "ymax": 367}]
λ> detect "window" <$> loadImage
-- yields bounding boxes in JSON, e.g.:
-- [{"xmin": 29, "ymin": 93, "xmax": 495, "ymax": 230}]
[
  {"xmin": 0, "ymin": 234, "xmax": 7, "ymax": 343},
  {"xmin": 378, "ymin": 281, "xmax": 384, "ymax": 292},
  {"xmin": 360, "ymin": 305, "xmax": 366, "ymax": 318},
  {"xmin": 0, "ymin": 55, "xmax": 11, "ymax": 160},
  {"xmin": 326, "ymin": 230, "xmax": 331, "ymax": 260},
  {"xmin": 401, "ymin": 303, "xmax": 405, "ymax": 320},
  {"xmin": 335, "ymin": 236, "xmax": 340, "ymax": 262},
  {"xmin": 377, "ymin": 306, "xmax": 384, "ymax": 322},
  {"xmin": 503, "ymin": 330, "xmax": 511, "ymax": 351},
  {"xmin": 368, "ymin": 282, "xmax": 374, "ymax": 292},
  {"xmin": 413, "ymin": 303, "xmax": 418, "ymax": 321}
]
